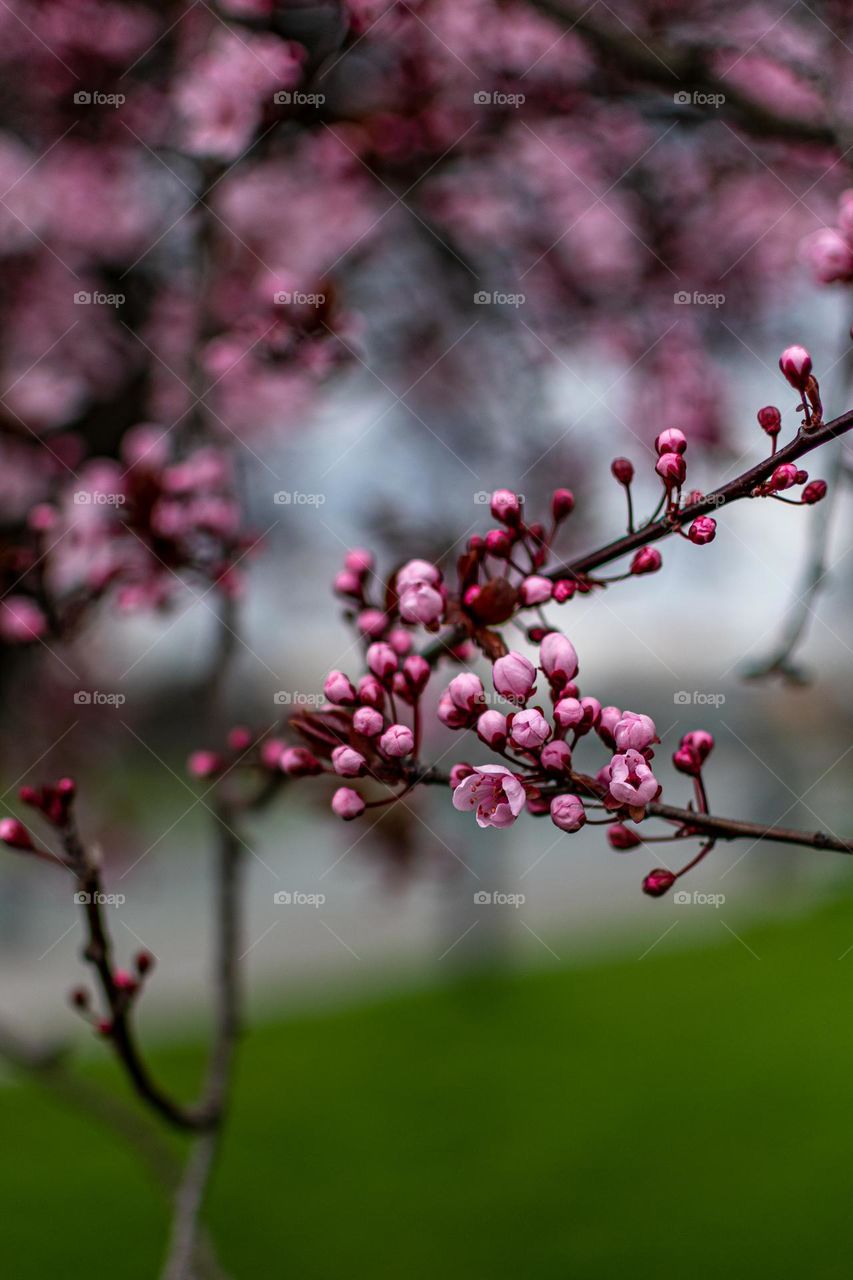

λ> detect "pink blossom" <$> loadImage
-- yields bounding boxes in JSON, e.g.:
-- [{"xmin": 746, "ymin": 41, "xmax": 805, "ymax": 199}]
[
  {"xmin": 540, "ymin": 740, "xmax": 572, "ymax": 772},
  {"xmin": 353, "ymin": 707, "xmax": 384, "ymax": 737},
  {"xmin": 802, "ymin": 479, "xmax": 827, "ymax": 504},
  {"xmin": 445, "ymin": 672, "xmax": 484, "ymax": 713},
  {"xmin": 654, "ymin": 428, "xmax": 687, "ymax": 455},
  {"xmin": 0, "ymin": 818, "xmax": 34, "ymax": 851},
  {"xmin": 280, "ymin": 747, "xmax": 322, "ymax": 777},
  {"xmin": 631, "ymin": 548, "xmax": 662, "ymax": 575},
  {"xmin": 396, "ymin": 559, "xmax": 441, "ymax": 592},
  {"xmin": 655, "ymin": 452, "xmax": 686, "ymax": 487},
  {"xmin": 0, "ymin": 596, "xmax": 47, "ymax": 643},
  {"xmin": 398, "ymin": 581, "xmax": 444, "ymax": 626},
  {"xmin": 402, "ymin": 655, "xmax": 430, "ymax": 693},
  {"xmin": 688, "ymin": 517, "xmax": 716, "ymax": 545},
  {"xmin": 613, "ymin": 712, "xmax": 658, "ymax": 753},
  {"xmin": 493, "ymin": 650, "xmax": 536, "ymax": 703},
  {"xmin": 607, "ymin": 750, "xmax": 660, "ymax": 808},
  {"xmin": 643, "ymin": 868, "xmax": 677, "ymax": 897},
  {"xmin": 324, "ymin": 670, "xmax": 357, "ymax": 705},
  {"xmin": 476, "ymin": 710, "xmax": 508, "ymax": 747},
  {"xmin": 554, "ymin": 697, "xmax": 584, "ymax": 730},
  {"xmin": 188, "ymin": 751, "xmax": 224, "ymax": 779},
  {"xmin": 597, "ymin": 706, "xmax": 622, "ymax": 748},
  {"xmin": 682, "ymin": 730, "xmax": 714, "ymax": 761},
  {"xmin": 779, "ymin": 345, "xmax": 812, "ymax": 389},
  {"xmin": 367, "ymin": 642, "xmax": 398, "ymax": 680},
  {"xmin": 490, "ymin": 489, "xmax": 522, "ymax": 524},
  {"xmin": 357, "ymin": 676, "xmax": 384, "ymax": 708},
  {"xmin": 380, "ymin": 724, "xmax": 414, "ymax": 757},
  {"xmin": 549, "ymin": 794, "xmax": 586, "ymax": 832},
  {"xmin": 540, "ymin": 632, "xmax": 579, "ymax": 685},
  {"xmin": 552, "ymin": 488, "xmax": 574, "ymax": 520},
  {"xmin": 452, "ymin": 765, "xmax": 526, "ymax": 829},
  {"xmin": 611, "ymin": 458, "xmax": 634, "ymax": 485},
  {"xmin": 331, "ymin": 746, "xmax": 367, "ymax": 777},
  {"xmin": 509, "ymin": 709, "xmax": 551, "ymax": 750},
  {"xmin": 519, "ymin": 575, "xmax": 553, "ymax": 605},
  {"xmin": 331, "ymin": 787, "xmax": 365, "ymax": 820}
]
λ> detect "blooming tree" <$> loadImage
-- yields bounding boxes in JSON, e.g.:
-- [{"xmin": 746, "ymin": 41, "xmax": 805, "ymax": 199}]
[{"xmin": 2, "ymin": 2, "xmax": 853, "ymax": 1277}]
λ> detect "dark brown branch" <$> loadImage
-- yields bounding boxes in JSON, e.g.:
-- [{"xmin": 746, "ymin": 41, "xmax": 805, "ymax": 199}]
[{"xmin": 525, "ymin": 0, "xmax": 836, "ymax": 147}]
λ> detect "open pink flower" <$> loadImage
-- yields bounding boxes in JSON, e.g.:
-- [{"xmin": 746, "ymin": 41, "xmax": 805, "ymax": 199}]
[
  {"xmin": 607, "ymin": 750, "xmax": 660, "ymax": 808},
  {"xmin": 452, "ymin": 765, "xmax": 526, "ymax": 829}
]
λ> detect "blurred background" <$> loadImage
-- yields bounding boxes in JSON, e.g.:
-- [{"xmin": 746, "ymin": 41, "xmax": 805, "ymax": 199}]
[{"xmin": 1, "ymin": 1, "xmax": 853, "ymax": 1277}]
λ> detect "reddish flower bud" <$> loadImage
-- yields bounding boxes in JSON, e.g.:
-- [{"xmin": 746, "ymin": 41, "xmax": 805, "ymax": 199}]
[
  {"xmin": 682, "ymin": 730, "xmax": 714, "ymax": 762},
  {"xmin": 551, "ymin": 488, "xmax": 575, "ymax": 520},
  {"xmin": 757, "ymin": 405, "xmax": 781, "ymax": 436},
  {"xmin": 97, "ymin": 1019, "xmax": 114, "ymax": 1037},
  {"xmin": 324, "ymin": 670, "xmax": 357, "ymax": 705},
  {"xmin": 779, "ymin": 345, "xmax": 812, "ymax": 389},
  {"xmin": 654, "ymin": 428, "xmax": 687, "ymax": 456},
  {"xmin": 631, "ymin": 547, "xmax": 662, "ymax": 575},
  {"xmin": 519, "ymin": 575, "xmax": 552, "ymax": 605},
  {"xmin": 402, "ymin": 654, "xmax": 430, "ymax": 694},
  {"xmin": 280, "ymin": 747, "xmax": 322, "ymax": 777},
  {"xmin": 70, "ymin": 987, "xmax": 89, "ymax": 1008},
  {"xmin": 802, "ymin": 479, "xmax": 827, "ymax": 504},
  {"xmin": 331, "ymin": 787, "xmax": 365, "ymax": 820},
  {"xmin": 114, "ymin": 969, "xmax": 137, "ymax": 992},
  {"xmin": 552, "ymin": 579, "xmax": 576, "ymax": 603},
  {"xmin": 688, "ymin": 516, "xmax": 716, "ymax": 545},
  {"xmin": 367, "ymin": 642, "xmax": 398, "ymax": 680},
  {"xmin": 655, "ymin": 451, "xmax": 686, "ymax": 487},
  {"xmin": 608, "ymin": 823, "xmax": 641, "ymax": 851},
  {"xmin": 611, "ymin": 457, "xmax": 634, "ymax": 485},
  {"xmin": 642, "ymin": 868, "xmax": 677, "ymax": 897},
  {"xmin": 485, "ymin": 528, "xmax": 513, "ymax": 558},
  {"xmin": 673, "ymin": 745, "xmax": 701, "ymax": 776},
  {"xmin": 795, "ymin": 470, "xmax": 809, "ymax": 485},
  {"xmin": 490, "ymin": 489, "xmax": 522, "ymax": 525},
  {"xmin": 357, "ymin": 676, "xmax": 384, "ymax": 708},
  {"xmin": 135, "ymin": 951, "xmax": 154, "ymax": 975},
  {"xmin": 768, "ymin": 463, "xmax": 799, "ymax": 492},
  {"xmin": 187, "ymin": 751, "xmax": 224, "ymax": 780},
  {"xmin": 227, "ymin": 726, "xmax": 253, "ymax": 752}
]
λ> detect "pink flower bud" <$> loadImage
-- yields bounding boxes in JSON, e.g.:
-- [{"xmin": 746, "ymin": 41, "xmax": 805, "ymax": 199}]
[
  {"xmin": 324, "ymin": 670, "xmax": 357, "ymax": 705},
  {"xmin": 509, "ymin": 708, "xmax": 551, "ymax": 750},
  {"xmin": 553, "ymin": 696, "xmax": 584, "ymax": 730},
  {"xmin": 673, "ymin": 745, "xmax": 701, "ymax": 776},
  {"xmin": 608, "ymin": 823, "xmax": 641, "ymax": 850},
  {"xmin": 551, "ymin": 488, "xmax": 575, "ymax": 520},
  {"xmin": 187, "ymin": 751, "xmax": 224, "ymax": 779},
  {"xmin": 519, "ymin": 576, "xmax": 553, "ymax": 605},
  {"xmin": 449, "ymin": 763, "xmax": 474, "ymax": 787},
  {"xmin": 540, "ymin": 740, "xmax": 572, "ymax": 772},
  {"xmin": 396, "ymin": 559, "xmax": 441, "ymax": 591},
  {"xmin": 398, "ymin": 582, "xmax": 444, "ymax": 626},
  {"xmin": 801, "ymin": 227, "xmax": 853, "ymax": 283},
  {"xmin": 688, "ymin": 516, "xmax": 716, "ymax": 545},
  {"xmin": 597, "ymin": 706, "xmax": 622, "ymax": 748},
  {"xmin": 334, "ymin": 570, "xmax": 362, "ymax": 597},
  {"xmin": 227, "ymin": 726, "xmax": 253, "ymax": 752},
  {"xmin": 356, "ymin": 609, "xmax": 387, "ymax": 638},
  {"xmin": 611, "ymin": 458, "xmax": 634, "ymax": 485},
  {"xmin": 493, "ymin": 651, "xmax": 536, "ymax": 703},
  {"xmin": 802, "ymin": 479, "xmax": 827, "ymax": 504},
  {"xmin": 135, "ymin": 951, "xmax": 154, "ymax": 975},
  {"xmin": 331, "ymin": 745, "xmax": 367, "ymax": 777},
  {"xmin": 114, "ymin": 969, "xmax": 137, "ymax": 992},
  {"xmin": 540, "ymin": 631, "xmax": 579, "ymax": 685},
  {"xmin": 476, "ymin": 710, "xmax": 508, "ymax": 747},
  {"xmin": 403, "ymin": 655, "xmax": 430, "ymax": 694},
  {"xmin": 353, "ymin": 707, "xmax": 384, "ymax": 737},
  {"xmin": 261, "ymin": 738, "xmax": 286, "ymax": 769},
  {"xmin": 367, "ymin": 642, "xmax": 398, "ymax": 680},
  {"xmin": 549, "ymin": 794, "xmax": 586, "ymax": 832},
  {"xmin": 642, "ymin": 868, "xmax": 677, "ymax": 897},
  {"xmin": 485, "ymin": 528, "xmax": 512, "ymax": 558},
  {"xmin": 553, "ymin": 579, "xmax": 575, "ymax": 603},
  {"xmin": 490, "ymin": 489, "xmax": 521, "ymax": 525},
  {"xmin": 280, "ymin": 747, "xmax": 322, "ymax": 776},
  {"xmin": 331, "ymin": 787, "xmax": 365, "ymax": 820},
  {"xmin": 682, "ymin": 730, "xmax": 714, "ymax": 761},
  {"xmin": 344, "ymin": 548, "xmax": 374, "ymax": 575},
  {"xmin": 614, "ymin": 712, "xmax": 657, "ymax": 753},
  {"xmin": 779, "ymin": 345, "xmax": 812, "ymax": 389},
  {"xmin": 438, "ymin": 692, "xmax": 470, "ymax": 729},
  {"xmin": 655, "ymin": 451, "xmax": 686, "ymax": 487},
  {"xmin": 631, "ymin": 547, "xmax": 662, "ymax": 576},
  {"xmin": 380, "ymin": 724, "xmax": 414, "ymax": 757},
  {"xmin": 388, "ymin": 629, "xmax": 412, "ymax": 655},
  {"xmin": 769, "ymin": 463, "xmax": 799, "ymax": 492},
  {"xmin": 357, "ymin": 676, "xmax": 384, "ymax": 708},
  {"xmin": 0, "ymin": 817, "xmax": 34, "ymax": 851},
  {"xmin": 393, "ymin": 673, "xmax": 412, "ymax": 704},
  {"xmin": 448, "ymin": 672, "xmax": 484, "ymax": 712},
  {"xmin": 655, "ymin": 428, "xmax": 687, "ymax": 456},
  {"xmin": 757, "ymin": 405, "xmax": 781, "ymax": 436}
]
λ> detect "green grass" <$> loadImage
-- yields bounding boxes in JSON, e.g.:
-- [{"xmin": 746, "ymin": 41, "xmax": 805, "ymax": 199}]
[{"xmin": 6, "ymin": 895, "xmax": 853, "ymax": 1279}]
